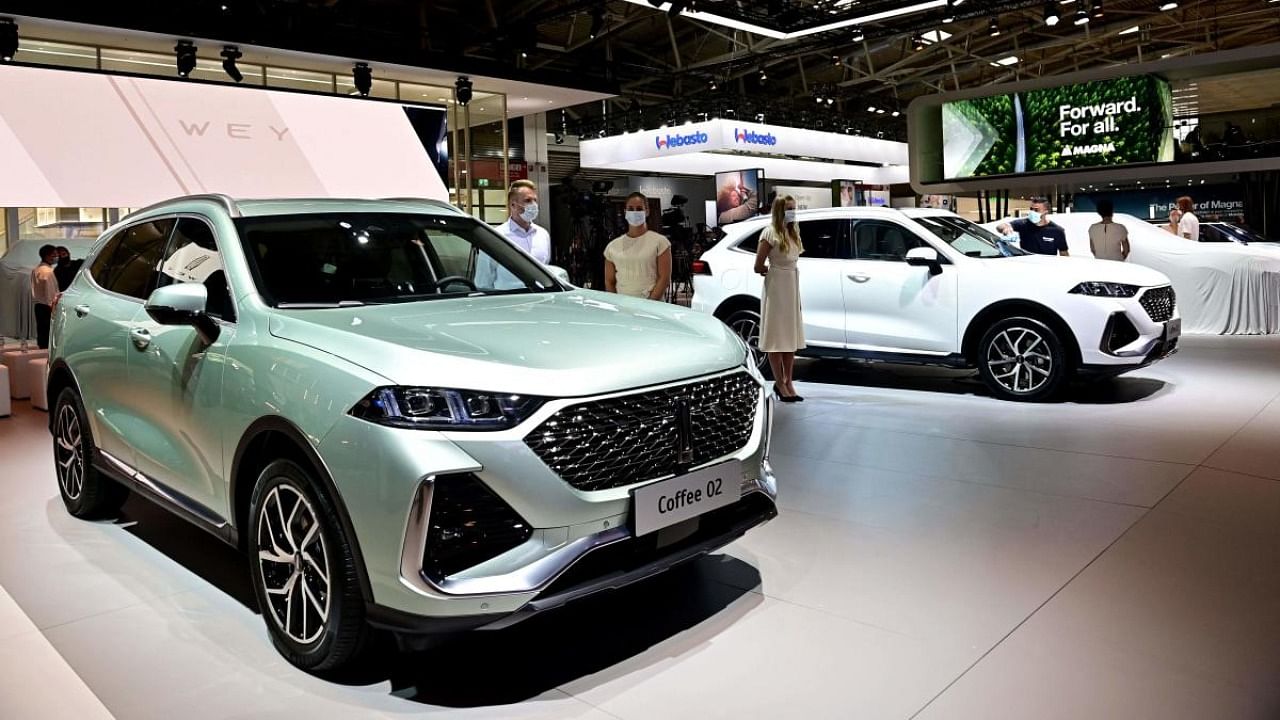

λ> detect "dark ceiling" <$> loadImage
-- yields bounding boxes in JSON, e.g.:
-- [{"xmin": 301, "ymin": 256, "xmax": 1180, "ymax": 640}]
[{"xmin": 3, "ymin": 0, "xmax": 1279, "ymax": 139}]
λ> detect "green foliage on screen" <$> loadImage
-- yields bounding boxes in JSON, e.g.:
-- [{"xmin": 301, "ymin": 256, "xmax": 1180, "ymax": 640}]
[
  {"xmin": 1024, "ymin": 75, "xmax": 1173, "ymax": 171},
  {"xmin": 949, "ymin": 95, "xmax": 1017, "ymax": 176}
]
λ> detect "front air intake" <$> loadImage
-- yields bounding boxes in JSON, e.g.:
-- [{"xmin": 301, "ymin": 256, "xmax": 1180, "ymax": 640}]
[{"xmin": 424, "ymin": 474, "xmax": 532, "ymax": 580}]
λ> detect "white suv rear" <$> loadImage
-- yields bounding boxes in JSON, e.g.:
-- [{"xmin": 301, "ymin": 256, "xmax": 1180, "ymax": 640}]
[{"xmin": 692, "ymin": 208, "xmax": 1179, "ymax": 401}]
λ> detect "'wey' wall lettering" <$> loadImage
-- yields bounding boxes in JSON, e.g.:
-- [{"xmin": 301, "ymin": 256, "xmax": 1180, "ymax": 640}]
[{"xmin": 178, "ymin": 120, "xmax": 291, "ymax": 141}]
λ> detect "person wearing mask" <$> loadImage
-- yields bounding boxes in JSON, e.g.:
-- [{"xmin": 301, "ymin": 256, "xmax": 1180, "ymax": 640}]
[
  {"xmin": 31, "ymin": 244, "xmax": 59, "ymax": 349},
  {"xmin": 497, "ymin": 179, "xmax": 551, "ymax": 263},
  {"xmin": 604, "ymin": 192, "xmax": 672, "ymax": 300},
  {"xmin": 996, "ymin": 198, "xmax": 1069, "ymax": 256},
  {"xmin": 1162, "ymin": 207, "xmax": 1182, "ymax": 236},
  {"xmin": 53, "ymin": 246, "xmax": 79, "ymax": 291},
  {"xmin": 1088, "ymin": 199, "xmax": 1130, "ymax": 262},
  {"xmin": 753, "ymin": 195, "xmax": 805, "ymax": 402},
  {"xmin": 1177, "ymin": 196, "xmax": 1200, "ymax": 242}
]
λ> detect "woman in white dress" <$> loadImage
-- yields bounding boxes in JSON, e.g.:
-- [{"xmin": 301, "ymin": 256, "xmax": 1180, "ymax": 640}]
[
  {"xmin": 604, "ymin": 192, "xmax": 672, "ymax": 300},
  {"xmin": 753, "ymin": 195, "xmax": 805, "ymax": 402}
]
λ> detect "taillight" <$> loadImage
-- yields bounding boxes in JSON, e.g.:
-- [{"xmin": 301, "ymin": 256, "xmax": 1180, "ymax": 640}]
[{"xmin": 692, "ymin": 260, "xmax": 711, "ymax": 275}]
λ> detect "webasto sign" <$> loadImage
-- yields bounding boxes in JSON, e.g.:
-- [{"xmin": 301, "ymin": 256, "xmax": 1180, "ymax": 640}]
[
  {"xmin": 654, "ymin": 130, "xmax": 709, "ymax": 150},
  {"xmin": 942, "ymin": 75, "xmax": 1174, "ymax": 178},
  {"xmin": 734, "ymin": 128, "xmax": 778, "ymax": 147}
]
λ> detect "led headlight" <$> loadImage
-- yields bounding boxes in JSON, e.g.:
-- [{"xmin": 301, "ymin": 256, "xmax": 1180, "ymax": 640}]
[
  {"xmin": 350, "ymin": 387, "xmax": 545, "ymax": 430},
  {"xmin": 1069, "ymin": 282, "xmax": 1140, "ymax": 298}
]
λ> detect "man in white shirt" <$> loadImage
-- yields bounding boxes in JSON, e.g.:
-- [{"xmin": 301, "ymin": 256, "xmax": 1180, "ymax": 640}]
[
  {"xmin": 30, "ymin": 244, "xmax": 59, "ymax": 349},
  {"xmin": 479, "ymin": 179, "xmax": 552, "ymax": 289},
  {"xmin": 1176, "ymin": 196, "xmax": 1200, "ymax": 242}
]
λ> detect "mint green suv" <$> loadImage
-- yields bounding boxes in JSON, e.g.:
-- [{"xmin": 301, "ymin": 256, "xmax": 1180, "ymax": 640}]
[{"xmin": 46, "ymin": 195, "xmax": 777, "ymax": 671}]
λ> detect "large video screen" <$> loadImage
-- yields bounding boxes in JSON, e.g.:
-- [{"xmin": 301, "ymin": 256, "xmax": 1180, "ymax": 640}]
[
  {"xmin": 943, "ymin": 75, "xmax": 1174, "ymax": 178},
  {"xmin": 714, "ymin": 169, "xmax": 764, "ymax": 226},
  {"xmin": 0, "ymin": 64, "xmax": 449, "ymax": 208}
]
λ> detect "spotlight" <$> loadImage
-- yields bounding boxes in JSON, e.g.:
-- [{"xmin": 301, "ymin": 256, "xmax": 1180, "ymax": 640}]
[
  {"xmin": 589, "ymin": 7, "xmax": 604, "ymax": 39},
  {"xmin": 1074, "ymin": 8, "xmax": 1090, "ymax": 24},
  {"xmin": 1093, "ymin": 0, "xmax": 1104, "ymax": 17},
  {"xmin": 867, "ymin": 105, "xmax": 877, "ymax": 112},
  {"xmin": 892, "ymin": 110, "xmax": 901, "ymax": 117},
  {"xmin": 832, "ymin": 51, "xmax": 841, "ymax": 65},
  {"xmin": 0, "ymin": 18, "xmax": 17, "ymax": 62},
  {"xmin": 912, "ymin": 34, "xmax": 925, "ymax": 51},
  {"xmin": 455, "ymin": 76, "xmax": 473, "ymax": 105},
  {"xmin": 174, "ymin": 40, "xmax": 197, "ymax": 78},
  {"xmin": 709, "ymin": 77, "xmax": 718, "ymax": 90},
  {"xmin": 1044, "ymin": 3, "xmax": 1061, "ymax": 25},
  {"xmin": 989, "ymin": 17, "xmax": 1001, "ymax": 36},
  {"xmin": 220, "ymin": 46, "xmax": 243, "ymax": 83},
  {"xmin": 554, "ymin": 132, "xmax": 565, "ymax": 145},
  {"xmin": 1158, "ymin": 0, "xmax": 1178, "ymax": 9},
  {"xmin": 851, "ymin": 26, "xmax": 865, "ymax": 42},
  {"xmin": 352, "ymin": 62, "xmax": 372, "ymax": 96},
  {"xmin": 758, "ymin": 67, "xmax": 768, "ymax": 82}
]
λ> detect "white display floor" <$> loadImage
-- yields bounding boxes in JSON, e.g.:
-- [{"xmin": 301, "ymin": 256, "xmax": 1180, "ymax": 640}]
[{"xmin": 1, "ymin": 335, "xmax": 1278, "ymax": 719}]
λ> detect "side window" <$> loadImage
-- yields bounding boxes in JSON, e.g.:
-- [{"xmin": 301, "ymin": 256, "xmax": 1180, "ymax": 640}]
[
  {"xmin": 94, "ymin": 219, "xmax": 176, "ymax": 299},
  {"xmin": 423, "ymin": 229, "xmax": 475, "ymax": 278},
  {"xmin": 88, "ymin": 230, "xmax": 127, "ymax": 287},
  {"xmin": 736, "ymin": 230, "xmax": 761, "ymax": 254},
  {"xmin": 797, "ymin": 219, "xmax": 848, "ymax": 260},
  {"xmin": 852, "ymin": 220, "xmax": 926, "ymax": 262},
  {"xmin": 159, "ymin": 218, "xmax": 235, "ymax": 321}
]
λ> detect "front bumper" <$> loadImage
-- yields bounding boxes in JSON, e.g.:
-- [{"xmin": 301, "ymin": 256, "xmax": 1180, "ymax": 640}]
[
  {"xmin": 1073, "ymin": 286, "xmax": 1180, "ymax": 368},
  {"xmin": 317, "ymin": 368, "xmax": 775, "ymax": 626}
]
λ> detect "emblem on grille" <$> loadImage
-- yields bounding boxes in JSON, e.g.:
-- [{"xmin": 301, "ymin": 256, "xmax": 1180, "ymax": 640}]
[{"xmin": 674, "ymin": 399, "xmax": 694, "ymax": 466}]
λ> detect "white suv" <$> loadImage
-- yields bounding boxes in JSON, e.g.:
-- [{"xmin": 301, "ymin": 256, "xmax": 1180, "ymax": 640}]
[{"xmin": 692, "ymin": 208, "xmax": 1180, "ymax": 401}]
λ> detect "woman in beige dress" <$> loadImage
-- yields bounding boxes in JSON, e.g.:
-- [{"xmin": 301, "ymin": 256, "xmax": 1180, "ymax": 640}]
[
  {"xmin": 754, "ymin": 195, "xmax": 805, "ymax": 402},
  {"xmin": 604, "ymin": 192, "xmax": 672, "ymax": 300}
]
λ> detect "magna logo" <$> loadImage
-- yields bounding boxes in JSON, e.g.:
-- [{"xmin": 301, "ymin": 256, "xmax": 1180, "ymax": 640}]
[
  {"xmin": 734, "ymin": 128, "xmax": 778, "ymax": 146},
  {"xmin": 655, "ymin": 131, "xmax": 709, "ymax": 150}
]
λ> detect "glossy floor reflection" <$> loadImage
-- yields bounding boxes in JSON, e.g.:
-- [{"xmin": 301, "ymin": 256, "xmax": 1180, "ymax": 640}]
[{"xmin": 1, "ymin": 335, "xmax": 1278, "ymax": 719}]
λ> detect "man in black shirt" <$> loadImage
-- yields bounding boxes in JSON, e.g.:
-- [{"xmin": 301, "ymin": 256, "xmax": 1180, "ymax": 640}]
[{"xmin": 998, "ymin": 198, "xmax": 1069, "ymax": 256}]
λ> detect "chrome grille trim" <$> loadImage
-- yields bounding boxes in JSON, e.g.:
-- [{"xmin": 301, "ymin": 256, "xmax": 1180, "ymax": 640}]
[
  {"xmin": 524, "ymin": 372, "xmax": 760, "ymax": 492},
  {"xmin": 1139, "ymin": 286, "xmax": 1176, "ymax": 323}
]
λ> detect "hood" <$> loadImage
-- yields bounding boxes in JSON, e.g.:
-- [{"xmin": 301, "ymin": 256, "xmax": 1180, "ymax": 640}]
[
  {"xmin": 269, "ymin": 290, "xmax": 747, "ymax": 396},
  {"xmin": 991, "ymin": 253, "xmax": 1172, "ymax": 290}
]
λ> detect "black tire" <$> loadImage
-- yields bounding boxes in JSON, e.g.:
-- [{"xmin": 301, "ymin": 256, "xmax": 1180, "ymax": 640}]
[
  {"xmin": 976, "ymin": 316, "xmax": 1069, "ymax": 402},
  {"xmin": 52, "ymin": 387, "xmax": 127, "ymax": 519},
  {"xmin": 724, "ymin": 307, "xmax": 772, "ymax": 379},
  {"xmin": 248, "ymin": 459, "xmax": 369, "ymax": 672}
]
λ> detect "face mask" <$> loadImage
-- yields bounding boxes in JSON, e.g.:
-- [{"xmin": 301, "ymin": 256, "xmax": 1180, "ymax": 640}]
[
  {"xmin": 625, "ymin": 210, "xmax": 647, "ymax": 227},
  {"xmin": 783, "ymin": 210, "xmax": 797, "ymax": 224},
  {"xmin": 519, "ymin": 202, "xmax": 539, "ymax": 223},
  {"xmin": 1027, "ymin": 210, "xmax": 1043, "ymax": 224}
]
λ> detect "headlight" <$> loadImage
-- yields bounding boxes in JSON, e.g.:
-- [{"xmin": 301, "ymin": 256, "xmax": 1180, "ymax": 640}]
[
  {"xmin": 350, "ymin": 387, "xmax": 545, "ymax": 431},
  {"xmin": 1069, "ymin": 282, "xmax": 1140, "ymax": 298}
]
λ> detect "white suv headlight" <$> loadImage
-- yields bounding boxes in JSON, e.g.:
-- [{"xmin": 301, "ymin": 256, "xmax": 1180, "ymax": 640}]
[
  {"xmin": 350, "ymin": 387, "xmax": 545, "ymax": 430},
  {"xmin": 1069, "ymin": 282, "xmax": 1140, "ymax": 298}
]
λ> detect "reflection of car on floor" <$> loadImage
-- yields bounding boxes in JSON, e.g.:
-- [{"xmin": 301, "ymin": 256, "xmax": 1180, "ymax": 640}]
[
  {"xmin": 46, "ymin": 194, "xmax": 776, "ymax": 672},
  {"xmin": 692, "ymin": 208, "xmax": 1179, "ymax": 402},
  {"xmin": 1045, "ymin": 213, "xmax": 1280, "ymax": 335}
]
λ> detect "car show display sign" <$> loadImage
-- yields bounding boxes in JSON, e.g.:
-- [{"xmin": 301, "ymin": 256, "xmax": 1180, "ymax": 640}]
[{"xmin": 943, "ymin": 75, "xmax": 1175, "ymax": 178}]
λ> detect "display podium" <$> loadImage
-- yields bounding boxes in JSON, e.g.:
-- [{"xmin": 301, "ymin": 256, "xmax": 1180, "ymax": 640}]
[
  {"xmin": 3, "ymin": 348, "xmax": 49, "ymax": 400},
  {"xmin": 28, "ymin": 358, "xmax": 49, "ymax": 411}
]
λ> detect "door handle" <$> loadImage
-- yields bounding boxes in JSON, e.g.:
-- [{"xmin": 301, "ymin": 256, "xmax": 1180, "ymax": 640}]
[
  {"xmin": 847, "ymin": 273, "xmax": 871, "ymax": 283},
  {"xmin": 129, "ymin": 327, "xmax": 151, "ymax": 351},
  {"xmin": 74, "ymin": 304, "xmax": 90, "ymax": 318}
]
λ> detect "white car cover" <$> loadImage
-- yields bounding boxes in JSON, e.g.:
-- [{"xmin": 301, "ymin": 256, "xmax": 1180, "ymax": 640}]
[
  {"xmin": 994, "ymin": 214, "xmax": 1280, "ymax": 335},
  {"xmin": 0, "ymin": 238, "xmax": 98, "ymax": 341}
]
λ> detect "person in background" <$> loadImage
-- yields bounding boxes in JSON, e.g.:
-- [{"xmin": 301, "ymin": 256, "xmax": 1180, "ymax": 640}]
[
  {"xmin": 754, "ymin": 195, "xmax": 806, "ymax": 403},
  {"xmin": 497, "ymin": 179, "xmax": 551, "ymax": 263},
  {"xmin": 1088, "ymin": 199, "xmax": 1130, "ymax": 262},
  {"xmin": 996, "ymin": 197, "xmax": 1069, "ymax": 256},
  {"xmin": 1162, "ymin": 207, "xmax": 1183, "ymax": 236},
  {"xmin": 53, "ymin": 246, "xmax": 79, "ymax": 291},
  {"xmin": 604, "ymin": 192, "xmax": 672, "ymax": 301},
  {"xmin": 1177, "ymin": 196, "xmax": 1200, "ymax": 242},
  {"xmin": 31, "ymin": 244, "xmax": 59, "ymax": 349}
]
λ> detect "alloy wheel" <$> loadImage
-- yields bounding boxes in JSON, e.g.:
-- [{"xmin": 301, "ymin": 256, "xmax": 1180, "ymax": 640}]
[
  {"xmin": 986, "ymin": 327, "xmax": 1054, "ymax": 395},
  {"xmin": 54, "ymin": 404, "xmax": 85, "ymax": 501},
  {"xmin": 730, "ymin": 313, "xmax": 766, "ymax": 371},
  {"xmin": 257, "ymin": 484, "xmax": 331, "ymax": 645}
]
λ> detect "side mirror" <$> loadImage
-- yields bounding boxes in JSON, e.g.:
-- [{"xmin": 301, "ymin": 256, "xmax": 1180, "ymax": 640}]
[
  {"xmin": 905, "ymin": 246, "xmax": 943, "ymax": 275},
  {"xmin": 545, "ymin": 264, "xmax": 572, "ymax": 285},
  {"xmin": 145, "ymin": 283, "xmax": 220, "ymax": 344}
]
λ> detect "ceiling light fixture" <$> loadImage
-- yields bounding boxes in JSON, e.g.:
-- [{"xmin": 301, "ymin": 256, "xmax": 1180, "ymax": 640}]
[
  {"xmin": 1074, "ymin": 7, "xmax": 1090, "ymax": 24},
  {"xmin": 1092, "ymin": 0, "xmax": 1104, "ymax": 17},
  {"xmin": 619, "ymin": 0, "xmax": 947, "ymax": 42},
  {"xmin": 1159, "ymin": 0, "xmax": 1178, "ymax": 9},
  {"xmin": 352, "ymin": 62, "xmax": 372, "ymax": 96},
  {"xmin": 0, "ymin": 18, "xmax": 17, "ymax": 62},
  {"xmin": 851, "ymin": 26, "xmax": 865, "ymax": 41},
  {"xmin": 455, "ymin": 75, "xmax": 473, "ymax": 105},
  {"xmin": 220, "ymin": 46, "xmax": 243, "ymax": 82},
  {"xmin": 174, "ymin": 40, "xmax": 197, "ymax": 78},
  {"xmin": 1044, "ymin": 3, "xmax": 1061, "ymax": 25},
  {"xmin": 988, "ymin": 17, "xmax": 1001, "ymax": 35}
]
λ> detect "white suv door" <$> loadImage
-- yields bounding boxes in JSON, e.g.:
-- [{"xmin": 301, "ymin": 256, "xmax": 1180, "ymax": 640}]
[
  {"xmin": 793, "ymin": 217, "xmax": 852, "ymax": 348},
  {"xmin": 842, "ymin": 219, "xmax": 960, "ymax": 354}
]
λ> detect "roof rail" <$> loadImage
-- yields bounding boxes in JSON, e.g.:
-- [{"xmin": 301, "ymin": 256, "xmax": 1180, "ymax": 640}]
[
  {"xmin": 122, "ymin": 193, "xmax": 240, "ymax": 221},
  {"xmin": 380, "ymin": 197, "xmax": 458, "ymax": 211}
]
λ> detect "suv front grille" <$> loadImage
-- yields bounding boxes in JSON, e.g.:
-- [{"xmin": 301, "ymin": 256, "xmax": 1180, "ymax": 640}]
[
  {"xmin": 1140, "ymin": 286, "xmax": 1176, "ymax": 323},
  {"xmin": 524, "ymin": 372, "xmax": 760, "ymax": 492},
  {"xmin": 425, "ymin": 474, "xmax": 532, "ymax": 580}
]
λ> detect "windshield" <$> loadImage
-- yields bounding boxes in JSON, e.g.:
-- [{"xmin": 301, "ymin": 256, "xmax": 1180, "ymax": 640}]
[
  {"xmin": 1213, "ymin": 224, "xmax": 1270, "ymax": 244},
  {"xmin": 235, "ymin": 213, "xmax": 561, "ymax": 307},
  {"xmin": 914, "ymin": 215, "xmax": 1026, "ymax": 258}
]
